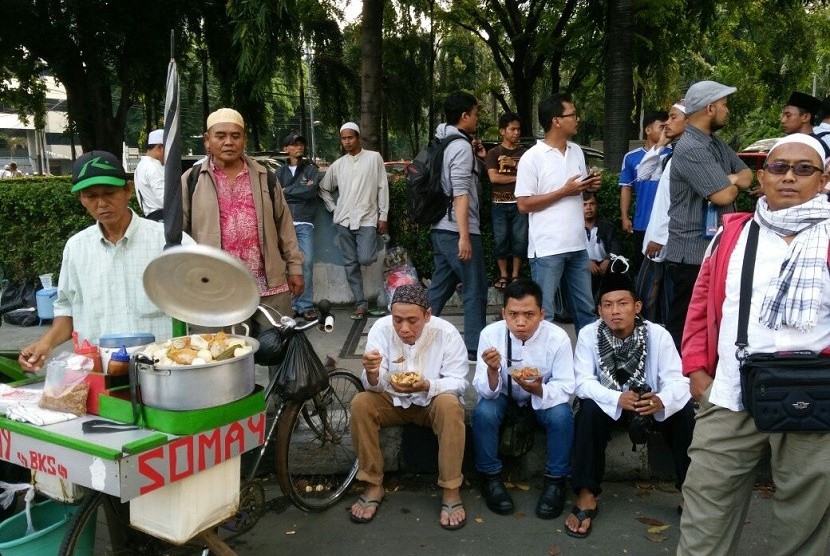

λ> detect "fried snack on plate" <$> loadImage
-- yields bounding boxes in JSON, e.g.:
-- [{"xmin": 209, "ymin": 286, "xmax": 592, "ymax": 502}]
[
  {"xmin": 510, "ymin": 367, "xmax": 541, "ymax": 382},
  {"xmin": 389, "ymin": 371, "xmax": 423, "ymax": 387}
]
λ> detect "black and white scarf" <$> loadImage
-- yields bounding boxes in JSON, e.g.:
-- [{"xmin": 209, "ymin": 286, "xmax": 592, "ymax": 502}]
[
  {"xmin": 755, "ymin": 196, "xmax": 830, "ymax": 332},
  {"xmin": 597, "ymin": 316, "xmax": 648, "ymax": 390}
]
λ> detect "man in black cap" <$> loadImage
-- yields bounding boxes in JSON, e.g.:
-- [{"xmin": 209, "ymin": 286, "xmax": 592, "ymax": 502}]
[
  {"xmin": 349, "ymin": 285, "xmax": 469, "ymax": 530},
  {"xmin": 276, "ymin": 132, "xmax": 320, "ymax": 320},
  {"xmin": 19, "ymin": 151, "xmax": 195, "ymax": 371},
  {"xmin": 565, "ymin": 267, "xmax": 694, "ymax": 539},
  {"xmin": 781, "ymin": 91, "xmax": 830, "ymax": 159}
]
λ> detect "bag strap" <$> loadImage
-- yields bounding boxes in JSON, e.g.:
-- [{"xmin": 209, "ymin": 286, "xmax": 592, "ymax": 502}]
[
  {"xmin": 506, "ymin": 327, "xmax": 513, "ymax": 399},
  {"xmin": 735, "ymin": 220, "xmax": 760, "ymax": 358}
]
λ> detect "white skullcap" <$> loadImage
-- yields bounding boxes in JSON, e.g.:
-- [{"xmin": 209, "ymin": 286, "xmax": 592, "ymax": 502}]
[
  {"xmin": 206, "ymin": 108, "xmax": 245, "ymax": 131},
  {"xmin": 767, "ymin": 133, "xmax": 826, "ymax": 164},
  {"xmin": 147, "ymin": 129, "xmax": 164, "ymax": 145},
  {"xmin": 671, "ymin": 101, "xmax": 686, "ymax": 114},
  {"xmin": 340, "ymin": 122, "xmax": 360, "ymax": 135}
]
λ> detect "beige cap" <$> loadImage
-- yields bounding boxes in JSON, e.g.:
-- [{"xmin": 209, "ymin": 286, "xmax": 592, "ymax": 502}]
[{"xmin": 206, "ymin": 108, "xmax": 245, "ymax": 131}]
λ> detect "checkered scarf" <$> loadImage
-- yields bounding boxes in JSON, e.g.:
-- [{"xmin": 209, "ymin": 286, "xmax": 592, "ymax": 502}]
[
  {"xmin": 596, "ymin": 315, "xmax": 648, "ymax": 390},
  {"xmin": 755, "ymin": 196, "xmax": 830, "ymax": 331}
]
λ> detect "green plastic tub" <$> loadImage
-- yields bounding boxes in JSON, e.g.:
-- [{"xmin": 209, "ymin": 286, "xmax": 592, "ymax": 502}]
[{"xmin": 0, "ymin": 499, "xmax": 94, "ymax": 556}]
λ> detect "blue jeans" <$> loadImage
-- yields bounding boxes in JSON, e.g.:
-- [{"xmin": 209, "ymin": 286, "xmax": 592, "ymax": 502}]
[
  {"xmin": 427, "ymin": 230, "xmax": 487, "ymax": 353},
  {"xmin": 334, "ymin": 225, "xmax": 379, "ymax": 310},
  {"xmin": 292, "ymin": 223, "xmax": 314, "ymax": 313},
  {"xmin": 530, "ymin": 250, "xmax": 596, "ymax": 334},
  {"xmin": 472, "ymin": 395, "xmax": 574, "ymax": 477},
  {"xmin": 491, "ymin": 203, "xmax": 528, "ymax": 259}
]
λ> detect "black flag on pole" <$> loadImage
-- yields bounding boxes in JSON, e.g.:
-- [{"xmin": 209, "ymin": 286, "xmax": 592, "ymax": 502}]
[{"xmin": 163, "ymin": 30, "xmax": 182, "ymax": 248}]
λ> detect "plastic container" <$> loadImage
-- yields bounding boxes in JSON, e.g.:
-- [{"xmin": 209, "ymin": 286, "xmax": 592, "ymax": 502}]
[
  {"xmin": 99, "ymin": 333, "xmax": 153, "ymax": 373},
  {"xmin": 74, "ymin": 340, "xmax": 102, "ymax": 373},
  {"xmin": 107, "ymin": 346, "xmax": 130, "ymax": 376},
  {"xmin": 35, "ymin": 287, "xmax": 57, "ymax": 320},
  {"xmin": 0, "ymin": 500, "xmax": 94, "ymax": 556}
]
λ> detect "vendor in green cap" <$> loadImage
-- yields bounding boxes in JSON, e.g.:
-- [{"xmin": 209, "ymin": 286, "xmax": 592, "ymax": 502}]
[{"xmin": 18, "ymin": 150, "xmax": 194, "ymax": 371}]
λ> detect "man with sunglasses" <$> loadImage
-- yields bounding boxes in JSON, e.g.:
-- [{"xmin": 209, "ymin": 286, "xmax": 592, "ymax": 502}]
[
  {"xmin": 663, "ymin": 81, "xmax": 752, "ymax": 351},
  {"xmin": 678, "ymin": 134, "xmax": 830, "ymax": 555}
]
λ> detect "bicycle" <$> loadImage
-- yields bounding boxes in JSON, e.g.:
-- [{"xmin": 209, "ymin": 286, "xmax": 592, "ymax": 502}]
[{"xmin": 57, "ymin": 302, "xmax": 363, "ymax": 554}]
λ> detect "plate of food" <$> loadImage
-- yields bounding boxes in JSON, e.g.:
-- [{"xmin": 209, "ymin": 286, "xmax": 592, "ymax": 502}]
[
  {"xmin": 510, "ymin": 367, "xmax": 542, "ymax": 382},
  {"xmin": 389, "ymin": 371, "xmax": 423, "ymax": 387}
]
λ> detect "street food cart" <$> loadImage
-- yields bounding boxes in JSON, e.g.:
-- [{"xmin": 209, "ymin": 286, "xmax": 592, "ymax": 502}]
[{"xmin": 0, "ymin": 245, "xmax": 266, "ymax": 555}]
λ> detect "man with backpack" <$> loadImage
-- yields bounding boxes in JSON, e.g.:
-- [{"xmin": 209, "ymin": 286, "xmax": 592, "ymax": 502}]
[
  {"xmin": 182, "ymin": 107, "xmax": 303, "ymax": 322},
  {"xmin": 427, "ymin": 91, "xmax": 488, "ymax": 361}
]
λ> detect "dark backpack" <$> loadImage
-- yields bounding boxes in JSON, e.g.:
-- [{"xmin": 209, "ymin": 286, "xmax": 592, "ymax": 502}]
[{"xmin": 404, "ymin": 135, "xmax": 468, "ymax": 225}]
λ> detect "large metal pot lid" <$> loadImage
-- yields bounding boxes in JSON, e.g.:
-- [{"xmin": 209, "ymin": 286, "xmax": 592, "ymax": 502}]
[{"xmin": 143, "ymin": 244, "xmax": 259, "ymax": 327}]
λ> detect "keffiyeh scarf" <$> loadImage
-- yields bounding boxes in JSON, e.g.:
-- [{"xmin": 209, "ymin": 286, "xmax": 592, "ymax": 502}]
[
  {"xmin": 755, "ymin": 196, "xmax": 830, "ymax": 331},
  {"xmin": 596, "ymin": 315, "xmax": 648, "ymax": 389}
]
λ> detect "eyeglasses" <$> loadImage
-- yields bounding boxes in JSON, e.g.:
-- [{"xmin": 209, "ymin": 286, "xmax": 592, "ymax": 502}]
[
  {"xmin": 559, "ymin": 113, "xmax": 579, "ymax": 119},
  {"xmin": 763, "ymin": 162, "xmax": 824, "ymax": 177}
]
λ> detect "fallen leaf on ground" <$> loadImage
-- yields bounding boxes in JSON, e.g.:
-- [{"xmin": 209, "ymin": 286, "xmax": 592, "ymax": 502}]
[
  {"xmin": 516, "ymin": 483, "xmax": 530, "ymax": 491},
  {"xmin": 504, "ymin": 482, "xmax": 515, "ymax": 488},
  {"xmin": 285, "ymin": 531, "xmax": 296, "ymax": 535},
  {"xmin": 636, "ymin": 517, "xmax": 665, "ymax": 526},
  {"xmin": 513, "ymin": 512, "xmax": 526, "ymax": 520},
  {"xmin": 547, "ymin": 545, "xmax": 562, "ymax": 555},
  {"xmin": 474, "ymin": 517, "xmax": 484, "ymax": 523},
  {"xmin": 647, "ymin": 525, "xmax": 670, "ymax": 534},
  {"xmin": 646, "ymin": 532, "xmax": 668, "ymax": 542}
]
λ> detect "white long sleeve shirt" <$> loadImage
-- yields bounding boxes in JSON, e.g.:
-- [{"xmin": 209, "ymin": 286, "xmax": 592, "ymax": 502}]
[
  {"xmin": 473, "ymin": 320, "xmax": 574, "ymax": 411},
  {"xmin": 574, "ymin": 320, "xmax": 691, "ymax": 421},
  {"xmin": 361, "ymin": 315, "xmax": 469, "ymax": 408},
  {"xmin": 134, "ymin": 155, "xmax": 165, "ymax": 215},
  {"xmin": 642, "ymin": 159, "xmax": 673, "ymax": 262},
  {"xmin": 319, "ymin": 149, "xmax": 389, "ymax": 229}
]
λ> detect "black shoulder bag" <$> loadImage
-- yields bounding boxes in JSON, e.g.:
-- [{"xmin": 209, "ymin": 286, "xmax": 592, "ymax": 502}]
[
  {"xmin": 736, "ymin": 220, "xmax": 830, "ymax": 432},
  {"xmin": 498, "ymin": 329, "xmax": 536, "ymax": 457}
]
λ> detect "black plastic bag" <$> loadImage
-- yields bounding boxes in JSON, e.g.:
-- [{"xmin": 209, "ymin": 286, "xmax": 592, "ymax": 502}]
[
  {"xmin": 3, "ymin": 307, "xmax": 39, "ymax": 327},
  {"xmin": 0, "ymin": 279, "xmax": 37, "ymax": 315},
  {"xmin": 273, "ymin": 332, "xmax": 329, "ymax": 401}
]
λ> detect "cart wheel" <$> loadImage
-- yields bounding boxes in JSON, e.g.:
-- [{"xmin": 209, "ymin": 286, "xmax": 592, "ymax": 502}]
[
  {"xmin": 219, "ymin": 480, "xmax": 266, "ymax": 538},
  {"xmin": 275, "ymin": 370, "xmax": 362, "ymax": 512}
]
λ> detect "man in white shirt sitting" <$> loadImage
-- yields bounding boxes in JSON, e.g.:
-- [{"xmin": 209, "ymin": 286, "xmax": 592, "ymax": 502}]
[
  {"xmin": 349, "ymin": 285, "xmax": 469, "ymax": 530},
  {"xmin": 472, "ymin": 279, "xmax": 575, "ymax": 519},
  {"xmin": 567, "ymin": 268, "xmax": 693, "ymax": 539}
]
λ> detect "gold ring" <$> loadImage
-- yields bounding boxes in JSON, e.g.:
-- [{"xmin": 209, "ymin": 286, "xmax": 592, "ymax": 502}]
[{"xmin": 649, "ymin": 400, "xmax": 655, "ymax": 407}]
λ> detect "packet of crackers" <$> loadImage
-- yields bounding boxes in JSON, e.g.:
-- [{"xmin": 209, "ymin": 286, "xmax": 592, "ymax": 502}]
[{"xmin": 39, "ymin": 352, "xmax": 93, "ymax": 416}]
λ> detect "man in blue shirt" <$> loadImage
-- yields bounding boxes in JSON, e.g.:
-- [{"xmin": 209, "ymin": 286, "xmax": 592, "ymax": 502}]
[{"xmin": 619, "ymin": 111, "xmax": 670, "ymax": 272}]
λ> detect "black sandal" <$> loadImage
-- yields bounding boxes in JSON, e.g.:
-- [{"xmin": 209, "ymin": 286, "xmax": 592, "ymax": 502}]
[
  {"xmin": 564, "ymin": 505, "xmax": 599, "ymax": 539},
  {"xmin": 493, "ymin": 276, "xmax": 509, "ymax": 290}
]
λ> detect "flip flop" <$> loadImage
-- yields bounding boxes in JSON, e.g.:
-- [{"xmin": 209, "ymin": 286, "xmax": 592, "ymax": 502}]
[
  {"xmin": 350, "ymin": 308, "xmax": 368, "ymax": 320},
  {"xmin": 564, "ymin": 504, "xmax": 599, "ymax": 539},
  {"xmin": 440, "ymin": 500, "xmax": 467, "ymax": 531},
  {"xmin": 493, "ymin": 276, "xmax": 509, "ymax": 290},
  {"xmin": 349, "ymin": 495, "xmax": 384, "ymax": 524}
]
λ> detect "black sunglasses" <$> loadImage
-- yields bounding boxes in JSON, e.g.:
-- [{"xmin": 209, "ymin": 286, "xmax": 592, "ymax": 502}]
[{"xmin": 763, "ymin": 162, "xmax": 824, "ymax": 177}]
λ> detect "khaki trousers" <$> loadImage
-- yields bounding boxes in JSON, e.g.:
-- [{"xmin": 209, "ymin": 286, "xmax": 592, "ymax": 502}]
[
  {"xmin": 349, "ymin": 391, "xmax": 465, "ymax": 489},
  {"xmin": 678, "ymin": 389, "xmax": 830, "ymax": 556}
]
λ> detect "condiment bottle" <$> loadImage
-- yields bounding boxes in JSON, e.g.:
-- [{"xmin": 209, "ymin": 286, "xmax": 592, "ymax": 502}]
[
  {"xmin": 107, "ymin": 346, "xmax": 130, "ymax": 376},
  {"xmin": 76, "ymin": 339, "xmax": 102, "ymax": 373}
]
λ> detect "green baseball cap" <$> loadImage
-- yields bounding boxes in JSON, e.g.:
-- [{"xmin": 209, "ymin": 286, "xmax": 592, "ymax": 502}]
[{"xmin": 71, "ymin": 150, "xmax": 128, "ymax": 193}]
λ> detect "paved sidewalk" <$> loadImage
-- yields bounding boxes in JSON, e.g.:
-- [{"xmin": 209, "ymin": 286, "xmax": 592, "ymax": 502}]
[{"xmin": 0, "ymin": 308, "xmax": 800, "ymax": 555}]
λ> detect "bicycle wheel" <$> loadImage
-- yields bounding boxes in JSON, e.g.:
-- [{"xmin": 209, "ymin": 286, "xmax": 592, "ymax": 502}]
[
  {"xmin": 59, "ymin": 491, "xmax": 205, "ymax": 555},
  {"xmin": 276, "ymin": 370, "xmax": 363, "ymax": 512}
]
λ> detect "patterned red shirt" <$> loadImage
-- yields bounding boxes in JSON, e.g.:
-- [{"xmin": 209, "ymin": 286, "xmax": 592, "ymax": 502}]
[{"xmin": 211, "ymin": 161, "xmax": 285, "ymax": 296}]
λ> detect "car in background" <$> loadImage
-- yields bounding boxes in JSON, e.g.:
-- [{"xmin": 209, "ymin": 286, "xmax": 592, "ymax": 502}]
[
  {"xmin": 384, "ymin": 160, "xmax": 411, "ymax": 183},
  {"xmin": 738, "ymin": 137, "xmax": 781, "ymax": 170}
]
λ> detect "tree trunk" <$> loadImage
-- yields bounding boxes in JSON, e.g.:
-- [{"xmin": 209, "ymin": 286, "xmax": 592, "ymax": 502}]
[
  {"xmin": 603, "ymin": 0, "xmax": 634, "ymax": 173},
  {"xmin": 360, "ymin": 0, "xmax": 383, "ymax": 152}
]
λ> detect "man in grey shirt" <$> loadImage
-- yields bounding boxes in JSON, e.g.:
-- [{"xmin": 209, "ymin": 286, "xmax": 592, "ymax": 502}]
[
  {"xmin": 664, "ymin": 81, "xmax": 752, "ymax": 350},
  {"xmin": 428, "ymin": 91, "xmax": 488, "ymax": 361}
]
